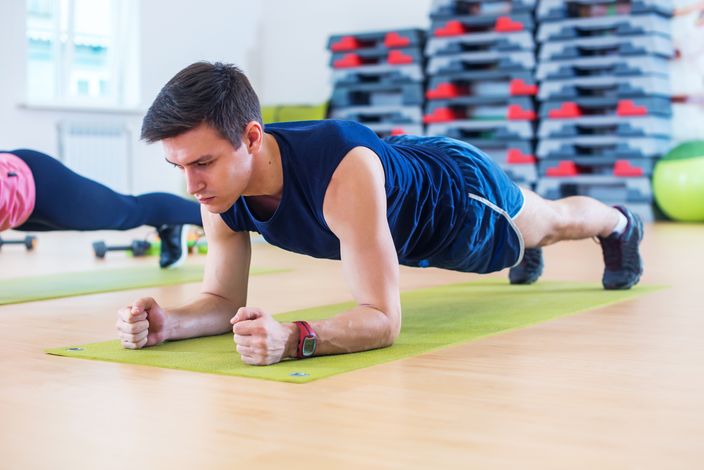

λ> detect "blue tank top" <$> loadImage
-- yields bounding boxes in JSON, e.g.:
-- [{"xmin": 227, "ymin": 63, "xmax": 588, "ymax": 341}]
[{"xmin": 220, "ymin": 120, "xmax": 469, "ymax": 267}]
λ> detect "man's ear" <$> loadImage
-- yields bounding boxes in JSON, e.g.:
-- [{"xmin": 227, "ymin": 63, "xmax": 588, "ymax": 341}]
[{"xmin": 243, "ymin": 121, "xmax": 264, "ymax": 153}]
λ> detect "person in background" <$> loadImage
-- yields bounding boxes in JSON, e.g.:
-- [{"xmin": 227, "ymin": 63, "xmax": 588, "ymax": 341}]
[{"xmin": 0, "ymin": 148, "xmax": 202, "ymax": 268}]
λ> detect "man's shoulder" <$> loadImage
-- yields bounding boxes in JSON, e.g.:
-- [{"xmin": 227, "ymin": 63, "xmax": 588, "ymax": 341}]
[
  {"xmin": 267, "ymin": 119, "xmax": 375, "ymax": 139},
  {"xmin": 328, "ymin": 147, "xmax": 385, "ymax": 201}
]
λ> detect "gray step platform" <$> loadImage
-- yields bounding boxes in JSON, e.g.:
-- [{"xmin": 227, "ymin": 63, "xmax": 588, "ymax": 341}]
[
  {"xmin": 368, "ymin": 123, "xmax": 425, "ymax": 138},
  {"xmin": 425, "ymin": 96, "xmax": 536, "ymax": 122},
  {"xmin": 331, "ymin": 83, "xmax": 424, "ymax": 107},
  {"xmin": 328, "ymin": 29, "xmax": 425, "ymax": 53},
  {"xmin": 427, "ymin": 72, "xmax": 536, "ymax": 100},
  {"xmin": 540, "ymin": 97, "xmax": 672, "ymax": 120},
  {"xmin": 539, "ymin": 116, "xmax": 671, "ymax": 139},
  {"xmin": 538, "ymin": 76, "xmax": 671, "ymax": 101},
  {"xmin": 537, "ymin": 12, "xmax": 671, "ymax": 42},
  {"xmin": 537, "ymin": 178, "xmax": 656, "ymax": 221},
  {"xmin": 442, "ymin": 140, "xmax": 535, "ymax": 160},
  {"xmin": 536, "ymin": 175, "xmax": 653, "ymax": 203},
  {"xmin": 537, "ymin": 0, "xmax": 671, "ymax": 23},
  {"xmin": 427, "ymin": 51, "xmax": 535, "ymax": 76},
  {"xmin": 430, "ymin": 13, "xmax": 535, "ymax": 38},
  {"xmin": 538, "ymin": 157, "xmax": 655, "ymax": 177},
  {"xmin": 331, "ymin": 47, "xmax": 423, "ymax": 69},
  {"xmin": 537, "ymin": 136, "xmax": 671, "ymax": 160},
  {"xmin": 430, "ymin": 0, "xmax": 535, "ymax": 20},
  {"xmin": 537, "ymin": 56, "xmax": 670, "ymax": 81},
  {"xmin": 330, "ymin": 105, "xmax": 423, "ymax": 124},
  {"xmin": 426, "ymin": 31, "xmax": 535, "ymax": 56},
  {"xmin": 425, "ymin": 66, "xmax": 535, "ymax": 82},
  {"xmin": 332, "ymin": 64, "xmax": 424, "ymax": 87},
  {"xmin": 427, "ymin": 119, "xmax": 534, "ymax": 140},
  {"xmin": 540, "ymin": 34, "xmax": 673, "ymax": 61}
]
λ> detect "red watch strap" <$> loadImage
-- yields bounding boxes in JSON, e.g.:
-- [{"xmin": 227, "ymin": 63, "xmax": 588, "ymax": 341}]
[{"xmin": 294, "ymin": 321, "xmax": 317, "ymax": 359}]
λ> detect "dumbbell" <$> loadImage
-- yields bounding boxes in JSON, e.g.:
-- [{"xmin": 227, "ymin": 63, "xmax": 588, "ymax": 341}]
[
  {"xmin": 186, "ymin": 238, "xmax": 206, "ymax": 254},
  {"xmin": 92, "ymin": 240, "xmax": 152, "ymax": 259},
  {"xmin": 194, "ymin": 238, "xmax": 208, "ymax": 255},
  {"xmin": 0, "ymin": 235, "xmax": 37, "ymax": 251}
]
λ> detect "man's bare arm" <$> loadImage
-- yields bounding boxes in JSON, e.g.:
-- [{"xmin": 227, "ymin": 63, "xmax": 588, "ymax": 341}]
[
  {"xmin": 282, "ymin": 146, "xmax": 402, "ymax": 356},
  {"xmin": 164, "ymin": 205, "xmax": 251, "ymax": 341}
]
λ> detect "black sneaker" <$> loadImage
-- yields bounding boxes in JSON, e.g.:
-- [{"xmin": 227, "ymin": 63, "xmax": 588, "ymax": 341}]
[
  {"xmin": 157, "ymin": 224, "xmax": 188, "ymax": 269},
  {"xmin": 599, "ymin": 206, "xmax": 644, "ymax": 290},
  {"xmin": 509, "ymin": 247, "xmax": 543, "ymax": 285}
]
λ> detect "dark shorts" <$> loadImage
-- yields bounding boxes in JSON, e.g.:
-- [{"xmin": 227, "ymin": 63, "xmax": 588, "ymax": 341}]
[{"xmin": 384, "ymin": 135, "xmax": 526, "ymax": 273}]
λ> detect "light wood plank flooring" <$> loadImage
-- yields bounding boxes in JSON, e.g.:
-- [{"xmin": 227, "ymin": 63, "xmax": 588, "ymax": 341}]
[{"xmin": 0, "ymin": 224, "xmax": 702, "ymax": 469}]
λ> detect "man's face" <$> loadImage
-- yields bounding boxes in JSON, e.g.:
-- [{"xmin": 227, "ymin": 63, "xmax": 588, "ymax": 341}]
[{"xmin": 162, "ymin": 123, "xmax": 253, "ymax": 214}]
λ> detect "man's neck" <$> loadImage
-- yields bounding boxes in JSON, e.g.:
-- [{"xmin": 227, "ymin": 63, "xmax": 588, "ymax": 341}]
[{"xmin": 246, "ymin": 132, "xmax": 283, "ymax": 199}]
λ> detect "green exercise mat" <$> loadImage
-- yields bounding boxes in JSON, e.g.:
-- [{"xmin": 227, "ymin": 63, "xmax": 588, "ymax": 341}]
[
  {"xmin": 261, "ymin": 103, "xmax": 328, "ymax": 123},
  {"xmin": 0, "ymin": 265, "xmax": 283, "ymax": 305},
  {"xmin": 47, "ymin": 280, "xmax": 663, "ymax": 383}
]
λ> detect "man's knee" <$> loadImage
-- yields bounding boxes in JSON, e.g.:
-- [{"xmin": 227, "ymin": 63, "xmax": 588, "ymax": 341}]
[
  {"xmin": 542, "ymin": 201, "xmax": 571, "ymax": 245},
  {"xmin": 515, "ymin": 191, "xmax": 566, "ymax": 247}
]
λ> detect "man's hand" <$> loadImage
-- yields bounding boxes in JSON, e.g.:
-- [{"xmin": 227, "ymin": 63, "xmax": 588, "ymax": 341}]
[
  {"xmin": 116, "ymin": 297, "xmax": 169, "ymax": 349},
  {"xmin": 230, "ymin": 307, "xmax": 296, "ymax": 366}
]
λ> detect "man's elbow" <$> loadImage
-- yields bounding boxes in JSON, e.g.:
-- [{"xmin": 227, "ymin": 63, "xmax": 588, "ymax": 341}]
[
  {"xmin": 381, "ymin": 307, "xmax": 402, "ymax": 347},
  {"xmin": 361, "ymin": 302, "xmax": 401, "ymax": 348}
]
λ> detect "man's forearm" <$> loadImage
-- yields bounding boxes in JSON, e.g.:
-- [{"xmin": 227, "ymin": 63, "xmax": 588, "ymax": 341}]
[
  {"xmin": 165, "ymin": 293, "xmax": 240, "ymax": 341},
  {"xmin": 284, "ymin": 305, "xmax": 401, "ymax": 358}
]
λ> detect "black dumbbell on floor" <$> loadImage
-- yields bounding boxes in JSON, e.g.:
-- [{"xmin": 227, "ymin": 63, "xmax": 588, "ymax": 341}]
[
  {"xmin": 0, "ymin": 235, "xmax": 37, "ymax": 251},
  {"xmin": 92, "ymin": 240, "xmax": 152, "ymax": 259}
]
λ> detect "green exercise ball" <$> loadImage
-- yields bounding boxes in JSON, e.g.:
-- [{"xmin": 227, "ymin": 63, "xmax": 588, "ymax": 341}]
[{"xmin": 653, "ymin": 141, "xmax": 704, "ymax": 222}]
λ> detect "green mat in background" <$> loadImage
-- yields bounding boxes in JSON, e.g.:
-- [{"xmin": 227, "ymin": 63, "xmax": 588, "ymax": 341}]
[
  {"xmin": 261, "ymin": 103, "xmax": 328, "ymax": 123},
  {"xmin": 0, "ymin": 265, "xmax": 284, "ymax": 306},
  {"xmin": 47, "ymin": 281, "xmax": 663, "ymax": 383}
]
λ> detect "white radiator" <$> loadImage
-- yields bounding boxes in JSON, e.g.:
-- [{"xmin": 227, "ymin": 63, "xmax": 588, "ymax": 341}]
[{"xmin": 58, "ymin": 122, "xmax": 133, "ymax": 194}]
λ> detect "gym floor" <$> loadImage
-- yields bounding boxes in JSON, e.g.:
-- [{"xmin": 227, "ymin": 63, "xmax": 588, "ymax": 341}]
[{"xmin": 1, "ymin": 223, "xmax": 702, "ymax": 468}]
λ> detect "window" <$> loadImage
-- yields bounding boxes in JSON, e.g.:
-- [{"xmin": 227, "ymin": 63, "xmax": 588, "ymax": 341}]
[{"xmin": 26, "ymin": 0, "xmax": 140, "ymax": 108}]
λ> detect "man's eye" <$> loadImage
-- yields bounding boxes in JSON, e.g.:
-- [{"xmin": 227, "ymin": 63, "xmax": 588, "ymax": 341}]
[{"xmin": 197, "ymin": 161, "xmax": 212, "ymax": 167}]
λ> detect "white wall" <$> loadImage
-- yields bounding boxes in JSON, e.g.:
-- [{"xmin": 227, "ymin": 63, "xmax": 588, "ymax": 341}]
[
  {"xmin": 256, "ymin": 0, "xmax": 432, "ymax": 104},
  {"xmin": 0, "ymin": 0, "xmax": 261, "ymax": 195},
  {"xmin": 133, "ymin": 0, "xmax": 262, "ymax": 193},
  {"xmin": 0, "ymin": 0, "xmax": 431, "ymax": 193},
  {"xmin": 0, "ymin": 1, "xmax": 60, "ymax": 156}
]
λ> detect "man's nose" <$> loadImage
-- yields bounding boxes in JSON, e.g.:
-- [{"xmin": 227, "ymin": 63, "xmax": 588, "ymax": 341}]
[{"xmin": 185, "ymin": 169, "xmax": 203, "ymax": 195}]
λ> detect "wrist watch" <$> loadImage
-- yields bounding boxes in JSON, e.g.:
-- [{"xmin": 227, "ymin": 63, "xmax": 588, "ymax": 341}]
[{"xmin": 293, "ymin": 321, "xmax": 317, "ymax": 359}]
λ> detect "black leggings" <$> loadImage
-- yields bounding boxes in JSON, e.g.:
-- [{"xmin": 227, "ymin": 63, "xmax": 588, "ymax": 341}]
[{"xmin": 7, "ymin": 149, "xmax": 201, "ymax": 232}]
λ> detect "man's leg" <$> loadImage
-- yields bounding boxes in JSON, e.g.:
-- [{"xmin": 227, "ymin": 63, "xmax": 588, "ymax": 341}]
[
  {"xmin": 514, "ymin": 188, "xmax": 622, "ymax": 246},
  {"xmin": 511, "ymin": 187, "xmax": 643, "ymax": 289}
]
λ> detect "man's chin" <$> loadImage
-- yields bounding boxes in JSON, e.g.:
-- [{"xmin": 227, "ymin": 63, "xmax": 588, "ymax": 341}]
[
  {"xmin": 202, "ymin": 198, "xmax": 237, "ymax": 214},
  {"xmin": 204, "ymin": 204, "xmax": 226, "ymax": 214}
]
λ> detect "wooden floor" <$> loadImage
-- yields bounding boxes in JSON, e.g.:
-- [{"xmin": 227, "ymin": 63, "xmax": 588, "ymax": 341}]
[{"xmin": 1, "ymin": 223, "xmax": 702, "ymax": 469}]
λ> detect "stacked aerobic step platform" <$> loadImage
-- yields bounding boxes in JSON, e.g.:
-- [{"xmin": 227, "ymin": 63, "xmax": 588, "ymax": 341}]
[
  {"xmin": 327, "ymin": 29, "xmax": 426, "ymax": 137},
  {"xmin": 424, "ymin": 0, "xmax": 539, "ymax": 187},
  {"xmin": 534, "ymin": 0, "xmax": 674, "ymax": 222}
]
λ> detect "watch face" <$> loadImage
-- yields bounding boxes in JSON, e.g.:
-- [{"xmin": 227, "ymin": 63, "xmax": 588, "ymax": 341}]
[{"xmin": 302, "ymin": 335, "xmax": 317, "ymax": 357}]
